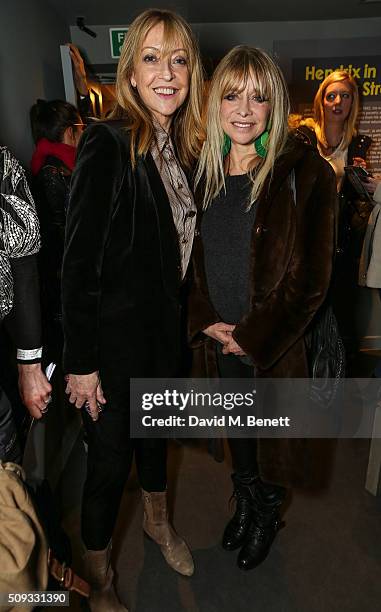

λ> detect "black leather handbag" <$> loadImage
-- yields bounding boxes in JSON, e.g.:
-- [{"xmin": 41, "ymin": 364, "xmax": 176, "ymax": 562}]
[{"xmin": 305, "ymin": 304, "xmax": 346, "ymax": 408}]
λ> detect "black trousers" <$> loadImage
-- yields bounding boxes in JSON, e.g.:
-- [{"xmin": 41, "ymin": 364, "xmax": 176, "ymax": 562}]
[
  {"xmin": 81, "ymin": 287, "xmax": 192, "ymax": 550},
  {"xmin": 216, "ymin": 346, "xmax": 258, "ymax": 476},
  {"xmin": 81, "ymin": 366, "xmax": 167, "ymax": 550}
]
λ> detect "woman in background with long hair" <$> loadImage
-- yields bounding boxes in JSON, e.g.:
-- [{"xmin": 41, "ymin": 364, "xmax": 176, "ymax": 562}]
[{"xmin": 311, "ymin": 70, "xmax": 372, "ymax": 371}]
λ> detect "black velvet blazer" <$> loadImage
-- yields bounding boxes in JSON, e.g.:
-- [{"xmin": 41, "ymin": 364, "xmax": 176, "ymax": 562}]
[
  {"xmin": 188, "ymin": 137, "xmax": 338, "ymax": 378},
  {"xmin": 62, "ymin": 120, "xmax": 182, "ymax": 377}
]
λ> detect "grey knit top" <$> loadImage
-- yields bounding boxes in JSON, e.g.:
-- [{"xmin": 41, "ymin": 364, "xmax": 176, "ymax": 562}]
[{"xmin": 201, "ymin": 174, "xmax": 257, "ymax": 324}]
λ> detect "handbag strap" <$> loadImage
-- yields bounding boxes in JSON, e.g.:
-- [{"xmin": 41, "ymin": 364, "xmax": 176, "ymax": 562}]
[
  {"xmin": 48, "ymin": 550, "xmax": 90, "ymax": 597},
  {"xmin": 289, "ymin": 168, "xmax": 296, "ymax": 205}
]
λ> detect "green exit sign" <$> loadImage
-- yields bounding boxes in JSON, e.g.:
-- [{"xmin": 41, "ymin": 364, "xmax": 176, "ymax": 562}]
[{"xmin": 110, "ymin": 28, "xmax": 128, "ymax": 59}]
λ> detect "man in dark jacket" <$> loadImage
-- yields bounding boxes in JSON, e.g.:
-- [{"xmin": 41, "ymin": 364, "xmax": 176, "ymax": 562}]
[{"xmin": 0, "ymin": 145, "xmax": 51, "ymax": 461}]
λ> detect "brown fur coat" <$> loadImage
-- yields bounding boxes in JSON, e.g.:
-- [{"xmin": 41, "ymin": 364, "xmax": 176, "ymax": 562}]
[{"xmin": 188, "ymin": 136, "xmax": 338, "ymax": 486}]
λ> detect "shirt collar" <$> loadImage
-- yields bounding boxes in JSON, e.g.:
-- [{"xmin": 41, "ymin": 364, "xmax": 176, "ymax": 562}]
[{"xmin": 152, "ymin": 119, "xmax": 172, "ymax": 154}]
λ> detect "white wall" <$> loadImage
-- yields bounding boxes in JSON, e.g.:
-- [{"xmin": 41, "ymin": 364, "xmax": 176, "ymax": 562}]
[{"xmin": 0, "ymin": 0, "xmax": 70, "ymax": 165}]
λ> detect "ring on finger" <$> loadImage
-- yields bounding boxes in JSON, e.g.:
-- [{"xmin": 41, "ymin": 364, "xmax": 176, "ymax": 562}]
[
  {"xmin": 84, "ymin": 401, "xmax": 102, "ymax": 415},
  {"xmin": 41, "ymin": 396, "xmax": 52, "ymax": 413}
]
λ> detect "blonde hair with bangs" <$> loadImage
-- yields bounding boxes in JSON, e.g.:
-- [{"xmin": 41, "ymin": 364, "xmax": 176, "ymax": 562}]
[
  {"xmin": 112, "ymin": 9, "xmax": 204, "ymax": 169},
  {"xmin": 196, "ymin": 45, "xmax": 290, "ymax": 209},
  {"xmin": 313, "ymin": 70, "xmax": 359, "ymax": 152}
]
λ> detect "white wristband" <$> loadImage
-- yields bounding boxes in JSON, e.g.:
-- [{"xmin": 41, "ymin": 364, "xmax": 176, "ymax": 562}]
[{"xmin": 17, "ymin": 347, "xmax": 43, "ymax": 361}]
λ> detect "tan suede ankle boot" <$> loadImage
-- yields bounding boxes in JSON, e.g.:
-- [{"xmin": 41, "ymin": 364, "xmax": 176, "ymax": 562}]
[
  {"xmin": 83, "ymin": 542, "xmax": 128, "ymax": 611},
  {"xmin": 142, "ymin": 489, "xmax": 194, "ymax": 576}
]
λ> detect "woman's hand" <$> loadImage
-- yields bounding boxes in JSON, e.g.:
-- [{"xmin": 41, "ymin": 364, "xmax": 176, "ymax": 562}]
[
  {"xmin": 203, "ymin": 322, "xmax": 246, "ymax": 355},
  {"xmin": 67, "ymin": 43, "xmax": 88, "ymax": 96},
  {"xmin": 18, "ymin": 363, "xmax": 52, "ymax": 419},
  {"xmin": 203, "ymin": 322, "xmax": 235, "ymax": 345},
  {"xmin": 352, "ymin": 156, "xmax": 367, "ymax": 169},
  {"xmin": 222, "ymin": 334, "xmax": 246, "ymax": 356},
  {"xmin": 65, "ymin": 371, "xmax": 106, "ymax": 421}
]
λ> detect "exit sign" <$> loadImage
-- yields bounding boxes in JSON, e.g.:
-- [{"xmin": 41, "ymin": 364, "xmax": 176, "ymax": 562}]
[{"xmin": 110, "ymin": 28, "xmax": 128, "ymax": 58}]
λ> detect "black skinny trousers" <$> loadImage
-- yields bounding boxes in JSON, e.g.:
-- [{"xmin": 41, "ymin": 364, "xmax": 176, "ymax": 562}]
[
  {"xmin": 216, "ymin": 346, "xmax": 258, "ymax": 477},
  {"xmin": 81, "ymin": 368, "xmax": 167, "ymax": 550}
]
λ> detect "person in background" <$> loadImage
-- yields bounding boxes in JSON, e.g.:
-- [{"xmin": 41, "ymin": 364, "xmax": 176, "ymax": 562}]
[
  {"xmin": 359, "ymin": 174, "xmax": 381, "ymax": 375},
  {"xmin": 0, "ymin": 145, "xmax": 51, "ymax": 461},
  {"xmin": 313, "ymin": 71, "xmax": 369, "ymax": 186},
  {"xmin": 62, "ymin": 9, "xmax": 203, "ymax": 610},
  {"xmin": 30, "ymin": 99, "xmax": 84, "ymax": 364},
  {"xmin": 359, "ymin": 175, "xmax": 381, "ymax": 289},
  {"xmin": 294, "ymin": 71, "xmax": 372, "ymax": 372},
  {"xmin": 189, "ymin": 45, "xmax": 336, "ymax": 571}
]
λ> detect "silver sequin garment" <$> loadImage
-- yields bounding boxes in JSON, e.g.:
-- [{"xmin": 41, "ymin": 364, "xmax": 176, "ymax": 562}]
[{"xmin": 0, "ymin": 146, "xmax": 40, "ymax": 320}]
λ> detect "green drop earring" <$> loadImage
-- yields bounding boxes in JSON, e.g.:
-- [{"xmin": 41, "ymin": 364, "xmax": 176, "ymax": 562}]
[
  {"xmin": 222, "ymin": 133, "xmax": 231, "ymax": 157},
  {"xmin": 254, "ymin": 119, "xmax": 272, "ymax": 159}
]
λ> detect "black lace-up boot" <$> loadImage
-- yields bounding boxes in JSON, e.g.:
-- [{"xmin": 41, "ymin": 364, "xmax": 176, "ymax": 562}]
[
  {"xmin": 237, "ymin": 482, "xmax": 286, "ymax": 570},
  {"xmin": 222, "ymin": 473, "xmax": 260, "ymax": 551}
]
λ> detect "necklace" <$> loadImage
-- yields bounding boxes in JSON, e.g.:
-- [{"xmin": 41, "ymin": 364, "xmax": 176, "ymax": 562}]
[{"xmin": 325, "ymin": 133, "xmax": 343, "ymax": 152}]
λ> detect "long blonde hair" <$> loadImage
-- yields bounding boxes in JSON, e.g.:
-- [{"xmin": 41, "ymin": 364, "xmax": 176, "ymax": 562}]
[
  {"xmin": 195, "ymin": 45, "xmax": 290, "ymax": 209},
  {"xmin": 112, "ymin": 9, "xmax": 204, "ymax": 169},
  {"xmin": 313, "ymin": 70, "xmax": 359, "ymax": 152}
]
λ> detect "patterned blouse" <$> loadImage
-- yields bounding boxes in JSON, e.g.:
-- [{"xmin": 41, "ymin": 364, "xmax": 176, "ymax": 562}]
[{"xmin": 150, "ymin": 123, "xmax": 197, "ymax": 280}]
